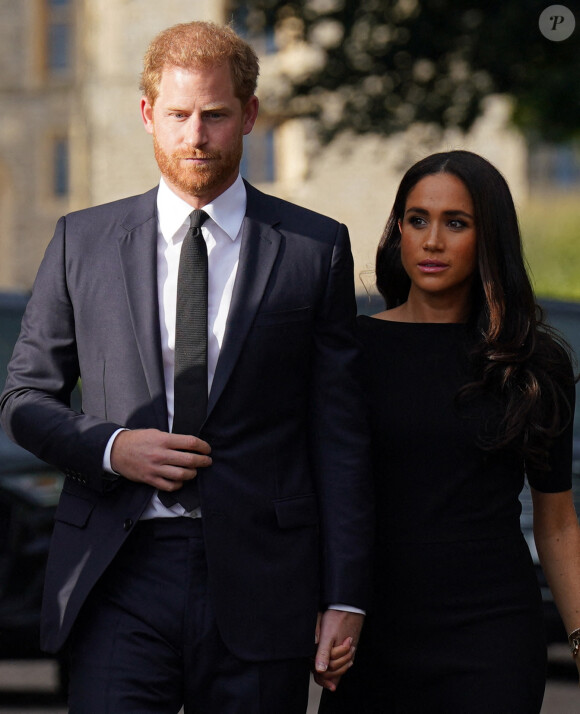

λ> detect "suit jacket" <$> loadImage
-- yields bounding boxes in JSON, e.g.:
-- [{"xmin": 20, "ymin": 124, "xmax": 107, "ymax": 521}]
[{"xmin": 0, "ymin": 181, "xmax": 373, "ymax": 661}]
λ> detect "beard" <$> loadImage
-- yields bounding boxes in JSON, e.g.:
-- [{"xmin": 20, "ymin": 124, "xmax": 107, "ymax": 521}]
[{"xmin": 153, "ymin": 134, "xmax": 243, "ymax": 199}]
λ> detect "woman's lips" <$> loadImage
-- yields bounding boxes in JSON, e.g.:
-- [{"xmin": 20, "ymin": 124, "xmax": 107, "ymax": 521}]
[{"xmin": 417, "ymin": 260, "xmax": 448, "ymax": 273}]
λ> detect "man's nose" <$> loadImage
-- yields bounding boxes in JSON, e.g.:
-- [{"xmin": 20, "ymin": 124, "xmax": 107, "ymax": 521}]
[{"xmin": 185, "ymin": 116, "xmax": 207, "ymax": 147}]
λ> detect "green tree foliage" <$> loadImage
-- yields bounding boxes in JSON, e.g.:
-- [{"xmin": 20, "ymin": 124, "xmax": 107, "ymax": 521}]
[{"xmin": 235, "ymin": 0, "xmax": 580, "ymax": 141}]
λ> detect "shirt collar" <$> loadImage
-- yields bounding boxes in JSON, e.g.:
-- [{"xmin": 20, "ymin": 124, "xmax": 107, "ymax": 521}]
[{"xmin": 157, "ymin": 175, "xmax": 247, "ymax": 244}]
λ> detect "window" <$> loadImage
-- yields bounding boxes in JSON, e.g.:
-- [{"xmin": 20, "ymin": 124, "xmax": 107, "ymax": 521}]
[
  {"xmin": 46, "ymin": 0, "xmax": 73, "ymax": 75},
  {"xmin": 53, "ymin": 137, "xmax": 69, "ymax": 197}
]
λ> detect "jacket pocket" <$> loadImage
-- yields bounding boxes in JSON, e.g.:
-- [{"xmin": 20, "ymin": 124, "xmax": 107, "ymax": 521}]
[
  {"xmin": 54, "ymin": 491, "xmax": 95, "ymax": 528},
  {"xmin": 273, "ymin": 494, "xmax": 319, "ymax": 529},
  {"xmin": 253, "ymin": 306, "xmax": 311, "ymax": 327}
]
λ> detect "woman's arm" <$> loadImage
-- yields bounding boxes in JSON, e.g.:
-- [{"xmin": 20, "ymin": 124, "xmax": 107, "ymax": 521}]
[{"xmin": 532, "ymin": 487, "xmax": 580, "ymax": 678}]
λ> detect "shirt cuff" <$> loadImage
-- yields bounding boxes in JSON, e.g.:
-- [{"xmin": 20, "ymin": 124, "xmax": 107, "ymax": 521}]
[
  {"xmin": 103, "ymin": 428, "xmax": 128, "ymax": 474},
  {"xmin": 328, "ymin": 604, "xmax": 366, "ymax": 616}
]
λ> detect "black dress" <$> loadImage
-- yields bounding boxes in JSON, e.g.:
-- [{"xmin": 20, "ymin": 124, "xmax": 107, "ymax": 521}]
[{"xmin": 319, "ymin": 317, "xmax": 574, "ymax": 714}]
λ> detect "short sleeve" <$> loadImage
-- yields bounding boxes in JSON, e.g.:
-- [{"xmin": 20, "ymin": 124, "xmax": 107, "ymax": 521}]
[{"xmin": 526, "ymin": 350, "xmax": 576, "ymax": 493}]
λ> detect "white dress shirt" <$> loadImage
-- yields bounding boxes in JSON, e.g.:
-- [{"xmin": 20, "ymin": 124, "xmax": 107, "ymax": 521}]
[{"xmin": 104, "ymin": 174, "xmax": 246, "ymax": 518}]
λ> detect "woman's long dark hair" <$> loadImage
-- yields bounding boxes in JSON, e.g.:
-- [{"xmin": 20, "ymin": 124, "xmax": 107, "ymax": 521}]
[{"xmin": 376, "ymin": 150, "xmax": 575, "ymax": 471}]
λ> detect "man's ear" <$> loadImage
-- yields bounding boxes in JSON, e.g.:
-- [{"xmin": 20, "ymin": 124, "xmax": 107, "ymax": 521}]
[
  {"xmin": 242, "ymin": 96, "xmax": 260, "ymax": 136},
  {"xmin": 141, "ymin": 97, "xmax": 154, "ymax": 135}
]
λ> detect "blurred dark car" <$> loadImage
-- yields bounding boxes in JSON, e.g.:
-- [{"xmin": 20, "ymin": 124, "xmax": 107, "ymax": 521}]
[
  {"xmin": 0, "ymin": 292, "xmax": 67, "ymax": 693},
  {"xmin": 0, "ymin": 433, "xmax": 64, "ymax": 658},
  {"xmin": 356, "ymin": 293, "xmax": 580, "ymax": 644}
]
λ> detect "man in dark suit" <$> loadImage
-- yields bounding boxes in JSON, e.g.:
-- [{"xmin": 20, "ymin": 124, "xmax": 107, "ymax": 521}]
[{"xmin": 0, "ymin": 21, "xmax": 372, "ymax": 713}]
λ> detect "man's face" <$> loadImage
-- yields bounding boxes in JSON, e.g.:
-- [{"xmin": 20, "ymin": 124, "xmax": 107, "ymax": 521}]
[{"xmin": 141, "ymin": 64, "xmax": 259, "ymax": 207}]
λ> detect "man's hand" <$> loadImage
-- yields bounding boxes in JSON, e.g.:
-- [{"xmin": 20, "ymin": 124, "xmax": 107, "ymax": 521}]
[
  {"xmin": 313, "ymin": 610, "xmax": 364, "ymax": 692},
  {"xmin": 110, "ymin": 428, "xmax": 212, "ymax": 491}
]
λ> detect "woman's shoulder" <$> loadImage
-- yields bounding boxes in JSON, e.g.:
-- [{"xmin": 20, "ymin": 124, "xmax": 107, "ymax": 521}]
[
  {"xmin": 356, "ymin": 313, "xmax": 409, "ymax": 336},
  {"xmin": 357, "ymin": 313, "xmax": 388, "ymax": 328},
  {"xmin": 357, "ymin": 313, "xmax": 389, "ymax": 326},
  {"xmin": 356, "ymin": 314, "xmax": 403, "ymax": 354}
]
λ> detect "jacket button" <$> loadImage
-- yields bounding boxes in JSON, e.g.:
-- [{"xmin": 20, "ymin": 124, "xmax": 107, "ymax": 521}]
[{"xmin": 123, "ymin": 519, "xmax": 133, "ymax": 531}]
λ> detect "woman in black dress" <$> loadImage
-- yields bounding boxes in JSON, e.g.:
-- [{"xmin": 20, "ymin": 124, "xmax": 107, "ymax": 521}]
[{"xmin": 318, "ymin": 151, "xmax": 580, "ymax": 712}]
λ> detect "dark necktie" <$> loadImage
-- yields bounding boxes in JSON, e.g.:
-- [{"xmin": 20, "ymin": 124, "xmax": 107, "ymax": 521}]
[{"xmin": 159, "ymin": 209, "xmax": 209, "ymax": 510}]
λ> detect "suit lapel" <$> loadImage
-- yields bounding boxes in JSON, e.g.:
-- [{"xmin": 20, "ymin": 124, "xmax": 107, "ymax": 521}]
[
  {"xmin": 116, "ymin": 188, "xmax": 169, "ymax": 430},
  {"xmin": 207, "ymin": 185, "xmax": 281, "ymax": 416}
]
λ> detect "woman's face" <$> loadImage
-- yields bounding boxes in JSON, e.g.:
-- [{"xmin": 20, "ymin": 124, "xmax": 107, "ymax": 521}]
[{"xmin": 398, "ymin": 172, "xmax": 477, "ymax": 303}]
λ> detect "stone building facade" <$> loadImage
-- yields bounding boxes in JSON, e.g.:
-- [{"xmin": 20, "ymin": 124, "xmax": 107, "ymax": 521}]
[
  {"xmin": 0, "ymin": 0, "xmax": 527, "ymax": 292},
  {"xmin": 0, "ymin": 0, "xmax": 225, "ymax": 290}
]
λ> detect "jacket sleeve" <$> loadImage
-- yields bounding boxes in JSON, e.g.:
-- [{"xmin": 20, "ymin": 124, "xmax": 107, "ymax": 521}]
[
  {"xmin": 0, "ymin": 216, "xmax": 121, "ymax": 491},
  {"xmin": 309, "ymin": 222, "xmax": 374, "ymax": 611}
]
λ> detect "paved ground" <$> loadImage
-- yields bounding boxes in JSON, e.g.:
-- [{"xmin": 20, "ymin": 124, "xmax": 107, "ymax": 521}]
[{"xmin": 0, "ymin": 645, "xmax": 577, "ymax": 712}]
